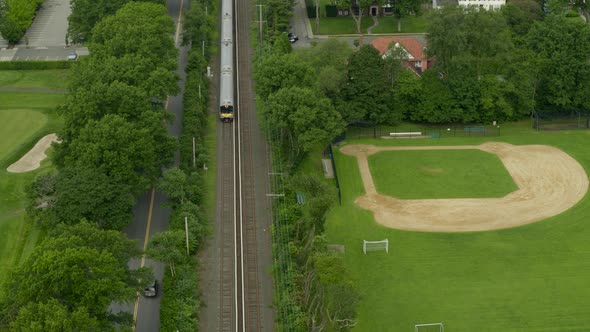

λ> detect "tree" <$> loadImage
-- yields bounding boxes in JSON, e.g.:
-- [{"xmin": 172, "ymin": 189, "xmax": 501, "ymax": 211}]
[
  {"xmin": 1, "ymin": 222, "xmax": 146, "ymax": 329},
  {"xmin": 254, "ymin": 53, "xmax": 316, "ymax": 100},
  {"xmin": 391, "ymin": 0, "xmax": 426, "ymax": 32},
  {"xmin": 339, "ymin": 45, "xmax": 389, "ymax": 123},
  {"xmin": 265, "ymin": 87, "xmax": 345, "ymax": 161},
  {"xmin": 158, "ymin": 167, "xmax": 188, "ymax": 207},
  {"xmin": 182, "ymin": 0, "xmax": 212, "ymax": 47},
  {"xmin": 389, "ymin": 69, "xmax": 421, "ymax": 121},
  {"xmin": 337, "ymin": 0, "xmax": 383, "ymax": 33},
  {"xmin": 53, "ymin": 166, "xmax": 135, "ymax": 230},
  {"xmin": 90, "ymin": 2, "xmax": 177, "ymax": 70},
  {"xmin": 525, "ymin": 16, "xmax": 590, "ymax": 110},
  {"xmin": 501, "ymin": 0, "xmax": 543, "ymax": 36},
  {"xmin": 146, "ymin": 230, "xmax": 186, "ymax": 276},
  {"xmin": 9, "ymin": 300, "xmax": 100, "ymax": 332},
  {"xmin": 67, "ymin": 0, "xmax": 166, "ymax": 43},
  {"xmin": 64, "ymin": 114, "xmax": 175, "ymax": 193},
  {"xmin": 427, "ymin": 6, "xmax": 512, "ymax": 78}
]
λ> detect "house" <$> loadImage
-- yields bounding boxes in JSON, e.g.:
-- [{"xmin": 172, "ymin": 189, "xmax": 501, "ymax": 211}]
[
  {"xmin": 433, "ymin": 0, "xmax": 505, "ymax": 10},
  {"xmin": 370, "ymin": 37, "xmax": 432, "ymax": 76}
]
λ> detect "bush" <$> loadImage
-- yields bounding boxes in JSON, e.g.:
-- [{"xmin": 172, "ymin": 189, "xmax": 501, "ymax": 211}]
[
  {"xmin": 0, "ymin": 61, "xmax": 73, "ymax": 70},
  {"xmin": 326, "ymin": 5, "xmax": 338, "ymax": 17},
  {"xmin": 0, "ymin": 0, "xmax": 45, "ymax": 44},
  {"xmin": 0, "ymin": 18, "xmax": 24, "ymax": 44},
  {"xmin": 307, "ymin": 6, "xmax": 317, "ymax": 18}
]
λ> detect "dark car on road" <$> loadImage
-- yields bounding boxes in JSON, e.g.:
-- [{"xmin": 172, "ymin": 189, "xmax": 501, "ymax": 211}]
[
  {"xmin": 143, "ymin": 280, "xmax": 158, "ymax": 297},
  {"xmin": 288, "ymin": 32, "xmax": 298, "ymax": 43}
]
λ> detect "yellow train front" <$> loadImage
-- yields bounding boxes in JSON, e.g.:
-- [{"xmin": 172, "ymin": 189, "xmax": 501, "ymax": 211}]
[{"xmin": 219, "ymin": 8, "xmax": 234, "ymax": 123}]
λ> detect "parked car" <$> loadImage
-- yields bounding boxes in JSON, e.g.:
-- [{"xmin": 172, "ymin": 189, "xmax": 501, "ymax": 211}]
[
  {"xmin": 288, "ymin": 32, "xmax": 298, "ymax": 43},
  {"xmin": 143, "ymin": 280, "xmax": 158, "ymax": 297},
  {"xmin": 67, "ymin": 52, "xmax": 78, "ymax": 61}
]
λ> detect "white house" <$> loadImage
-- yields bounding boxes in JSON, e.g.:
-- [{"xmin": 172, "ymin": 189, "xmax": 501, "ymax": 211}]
[{"xmin": 433, "ymin": 0, "xmax": 505, "ymax": 10}]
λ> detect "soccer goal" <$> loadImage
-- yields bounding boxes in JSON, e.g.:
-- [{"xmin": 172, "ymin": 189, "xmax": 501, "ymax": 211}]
[
  {"xmin": 362, "ymin": 239, "xmax": 388, "ymax": 254},
  {"xmin": 415, "ymin": 322, "xmax": 444, "ymax": 332}
]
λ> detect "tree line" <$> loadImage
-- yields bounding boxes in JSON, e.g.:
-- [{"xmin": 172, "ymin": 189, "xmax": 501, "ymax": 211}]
[{"xmin": 0, "ymin": 1, "xmax": 180, "ymax": 330}]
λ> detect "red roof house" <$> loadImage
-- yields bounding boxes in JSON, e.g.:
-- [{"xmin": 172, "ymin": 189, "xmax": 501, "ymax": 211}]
[{"xmin": 370, "ymin": 37, "xmax": 431, "ymax": 76}]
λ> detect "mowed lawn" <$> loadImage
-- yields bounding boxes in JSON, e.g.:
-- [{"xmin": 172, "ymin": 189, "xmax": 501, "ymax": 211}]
[
  {"xmin": 326, "ymin": 129, "xmax": 590, "ymax": 331},
  {"xmin": 368, "ymin": 149, "xmax": 517, "ymax": 199},
  {"xmin": 0, "ymin": 73, "xmax": 65, "ymax": 289},
  {"xmin": 0, "ymin": 69, "xmax": 69, "ymax": 89}
]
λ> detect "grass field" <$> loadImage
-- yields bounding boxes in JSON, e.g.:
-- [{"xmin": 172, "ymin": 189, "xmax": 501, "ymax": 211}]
[
  {"xmin": 0, "ymin": 69, "xmax": 69, "ymax": 89},
  {"xmin": 0, "ymin": 70, "xmax": 65, "ymax": 290},
  {"xmin": 368, "ymin": 149, "xmax": 517, "ymax": 199},
  {"xmin": 325, "ymin": 124, "xmax": 590, "ymax": 331}
]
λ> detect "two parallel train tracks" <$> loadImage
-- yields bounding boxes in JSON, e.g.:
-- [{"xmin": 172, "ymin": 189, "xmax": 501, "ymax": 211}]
[{"xmin": 217, "ymin": 0, "xmax": 264, "ymax": 329}]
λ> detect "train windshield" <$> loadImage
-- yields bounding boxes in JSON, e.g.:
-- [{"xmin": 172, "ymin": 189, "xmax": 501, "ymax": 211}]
[{"xmin": 220, "ymin": 105, "xmax": 234, "ymax": 114}]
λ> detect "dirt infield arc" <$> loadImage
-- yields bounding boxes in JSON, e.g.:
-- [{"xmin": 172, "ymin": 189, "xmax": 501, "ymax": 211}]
[{"xmin": 340, "ymin": 142, "xmax": 589, "ymax": 232}]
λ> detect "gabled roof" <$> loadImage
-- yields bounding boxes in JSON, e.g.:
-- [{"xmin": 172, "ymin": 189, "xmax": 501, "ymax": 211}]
[{"xmin": 370, "ymin": 37, "xmax": 426, "ymax": 60}]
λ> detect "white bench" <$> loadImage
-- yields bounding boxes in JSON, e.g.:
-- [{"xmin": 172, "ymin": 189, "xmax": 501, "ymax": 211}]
[{"xmin": 390, "ymin": 132, "xmax": 422, "ymax": 137}]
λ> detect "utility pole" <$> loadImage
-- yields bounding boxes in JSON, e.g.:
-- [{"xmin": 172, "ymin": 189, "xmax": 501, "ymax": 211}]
[
  {"xmin": 184, "ymin": 217, "xmax": 189, "ymax": 255},
  {"xmin": 255, "ymin": 4, "xmax": 266, "ymax": 44}
]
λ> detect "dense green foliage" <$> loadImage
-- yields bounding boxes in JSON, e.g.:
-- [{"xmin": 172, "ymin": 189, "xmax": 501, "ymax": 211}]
[
  {"xmin": 255, "ymin": 25, "xmax": 358, "ymax": 332},
  {"xmin": 0, "ymin": 222, "xmax": 149, "ymax": 330},
  {"xmin": 0, "ymin": 0, "xmax": 43, "ymax": 44},
  {"xmin": 152, "ymin": 0, "xmax": 214, "ymax": 329},
  {"xmin": 67, "ymin": 0, "xmax": 166, "ymax": 43},
  {"xmin": 1, "ymin": 2, "xmax": 179, "ymax": 330}
]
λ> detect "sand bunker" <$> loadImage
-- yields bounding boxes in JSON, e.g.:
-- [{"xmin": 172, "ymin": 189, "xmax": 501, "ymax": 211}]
[
  {"xmin": 7, "ymin": 133, "xmax": 59, "ymax": 173},
  {"xmin": 340, "ymin": 142, "xmax": 589, "ymax": 232}
]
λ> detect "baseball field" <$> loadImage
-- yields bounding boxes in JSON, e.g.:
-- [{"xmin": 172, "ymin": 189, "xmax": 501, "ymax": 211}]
[{"xmin": 325, "ymin": 126, "xmax": 590, "ymax": 331}]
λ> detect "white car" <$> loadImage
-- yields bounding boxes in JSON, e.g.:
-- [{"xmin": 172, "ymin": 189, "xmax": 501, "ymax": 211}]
[{"xmin": 67, "ymin": 53, "xmax": 78, "ymax": 61}]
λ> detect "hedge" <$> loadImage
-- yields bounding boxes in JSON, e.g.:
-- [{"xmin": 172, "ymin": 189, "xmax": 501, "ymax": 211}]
[{"xmin": 0, "ymin": 61, "xmax": 73, "ymax": 70}]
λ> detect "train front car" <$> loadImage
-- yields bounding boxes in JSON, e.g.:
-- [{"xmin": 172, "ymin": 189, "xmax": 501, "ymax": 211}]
[{"xmin": 219, "ymin": 8, "xmax": 234, "ymax": 122}]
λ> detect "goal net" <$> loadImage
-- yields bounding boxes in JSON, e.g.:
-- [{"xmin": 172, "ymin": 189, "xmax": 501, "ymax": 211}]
[
  {"xmin": 363, "ymin": 239, "xmax": 388, "ymax": 254},
  {"xmin": 415, "ymin": 323, "xmax": 444, "ymax": 332}
]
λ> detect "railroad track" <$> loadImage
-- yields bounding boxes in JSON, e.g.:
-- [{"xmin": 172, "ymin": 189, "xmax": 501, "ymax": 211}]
[{"xmin": 216, "ymin": 0, "xmax": 263, "ymax": 328}]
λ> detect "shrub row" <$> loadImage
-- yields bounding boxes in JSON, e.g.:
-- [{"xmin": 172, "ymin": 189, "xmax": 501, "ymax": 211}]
[
  {"xmin": 158, "ymin": 0, "xmax": 214, "ymax": 328},
  {"xmin": 0, "ymin": 61, "xmax": 73, "ymax": 70}
]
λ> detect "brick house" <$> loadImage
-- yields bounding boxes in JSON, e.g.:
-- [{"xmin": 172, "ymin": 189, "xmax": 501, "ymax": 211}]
[{"xmin": 370, "ymin": 37, "xmax": 432, "ymax": 76}]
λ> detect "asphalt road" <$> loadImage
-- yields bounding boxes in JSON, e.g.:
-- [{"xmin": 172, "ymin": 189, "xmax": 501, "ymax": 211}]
[{"xmin": 112, "ymin": 0, "xmax": 189, "ymax": 331}]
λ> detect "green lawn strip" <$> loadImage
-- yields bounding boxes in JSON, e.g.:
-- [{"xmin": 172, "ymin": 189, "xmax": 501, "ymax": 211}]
[
  {"xmin": 325, "ymin": 132, "xmax": 590, "ymax": 331},
  {"xmin": 370, "ymin": 14, "xmax": 430, "ymax": 33},
  {"xmin": 0, "ymin": 91, "xmax": 66, "ymax": 109},
  {"xmin": 313, "ymin": 16, "xmax": 375, "ymax": 35},
  {"xmin": 368, "ymin": 149, "xmax": 517, "ymax": 199},
  {"xmin": 0, "ymin": 69, "xmax": 70, "ymax": 89}
]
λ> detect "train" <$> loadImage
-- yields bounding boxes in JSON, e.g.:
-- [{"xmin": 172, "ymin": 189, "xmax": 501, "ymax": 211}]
[{"xmin": 219, "ymin": 0, "xmax": 234, "ymax": 122}]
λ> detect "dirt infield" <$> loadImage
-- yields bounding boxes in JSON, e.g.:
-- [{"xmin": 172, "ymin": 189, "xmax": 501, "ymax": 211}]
[
  {"xmin": 340, "ymin": 142, "xmax": 589, "ymax": 232},
  {"xmin": 7, "ymin": 133, "xmax": 58, "ymax": 173}
]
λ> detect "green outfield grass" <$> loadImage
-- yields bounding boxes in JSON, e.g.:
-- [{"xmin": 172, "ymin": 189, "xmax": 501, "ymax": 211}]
[
  {"xmin": 326, "ymin": 125, "xmax": 590, "ymax": 331},
  {"xmin": 0, "ymin": 69, "xmax": 69, "ymax": 89},
  {"xmin": 368, "ymin": 149, "xmax": 517, "ymax": 199},
  {"xmin": 0, "ymin": 71, "xmax": 66, "ymax": 291}
]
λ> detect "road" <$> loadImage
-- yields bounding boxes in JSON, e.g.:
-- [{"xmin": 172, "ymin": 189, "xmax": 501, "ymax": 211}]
[{"xmin": 111, "ymin": 0, "xmax": 189, "ymax": 331}]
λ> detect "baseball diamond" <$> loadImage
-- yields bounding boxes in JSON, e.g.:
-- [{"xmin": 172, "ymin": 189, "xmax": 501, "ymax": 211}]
[{"xmin": 340, "ymin": 142, "xmax": 589, "ymax": 232}]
